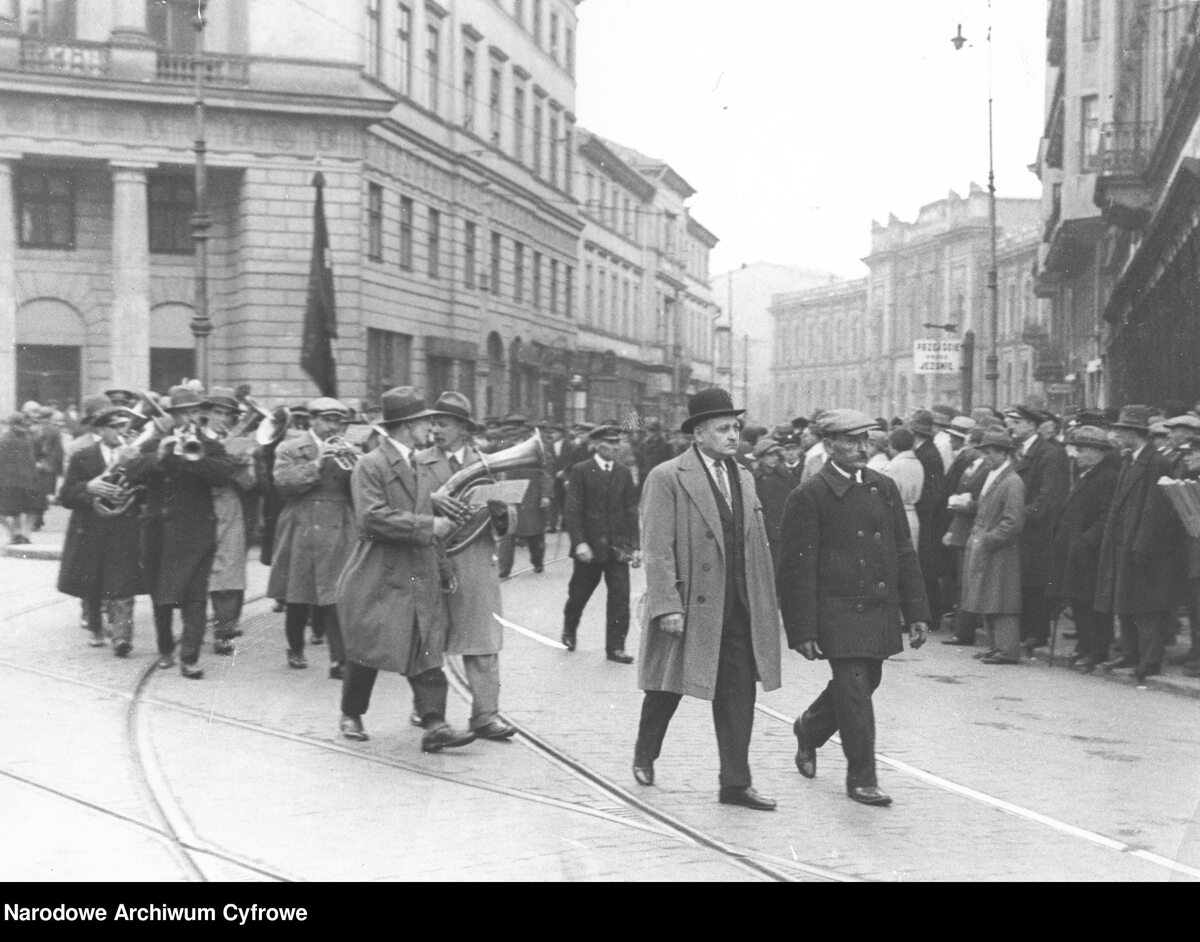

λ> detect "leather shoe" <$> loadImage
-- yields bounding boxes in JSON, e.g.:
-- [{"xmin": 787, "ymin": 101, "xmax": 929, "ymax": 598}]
[
  {"xmin": 213, "ymin": 639, "xmax": 235, "ymax": 656},
  {"xmin": 473, "ymin": 719, "xmax": 517, "ymax": 740},
  {"xmin": 847, "ymin": 785, "xmax": 892, "ymax": 806},
  {"xmin": 156, "ymin": 655, "xmax": 175, "ymax": 670},
  {"xmin": 561, "ymin": 633, "xmax": 576, "ymax": 652},
  {"xmin": 972, "ymin": 648, "xmax": 999, "ymax": 660},
  {"xmin": 632, "ymin": 763, "xmax": 654, "ymax": 786},
  {"xmin": 88, "ymin": 633, "xmax": 107, "ymax": 648},
  {"xmin": 287, "ymin": 650, "xmax": 308, "ymax": 669},
  {"xmin": 180, "ymin": 662, "xmax": 204, "ymax": 680},
  {"xmin": 981, "ymin": 654, "xmax": 1021, "ymax": 665},
  {"xmin": 113, "ymin": 640, "xmax": 132, "ymax": 658},
  {"xmin": 941, "ymin": 637, "xmax": 975, "ymax": 646},
  {"xmin": 792, "ymin": 718, "xmax": 816, "ymax": 779},
  {"xmin": 328, "ymin": 662, "xmax": 345, "ymax": 680},
  {"xmin": 409, "ymin": 712, "xmax": 424, "ymax": 727},
  {"xmin": 718, "ymin": 786, "xmax": 777, "ymax": 811},
  {"xmin": 606, "ymin": 649, "xmax": 634, "ymax": 664},
  {"xmin": 421, "ymin": 723, "xmax": 476, "ymax": 753},
  {"xmin": 339, "ymin": 714, "xmax": 369, "ymax": 741}
]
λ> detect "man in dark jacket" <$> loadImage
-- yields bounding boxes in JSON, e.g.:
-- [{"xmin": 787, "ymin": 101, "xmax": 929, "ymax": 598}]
[
  {"xmin": 496, "ymin": 414, "xmax": 553, "ymax": 578},
  {"xmin": 1046, "ymin": 426, "xmax": 1119, "ymax": 670},
  {"xmin": 562, "ymin": 425, "xmax": 641, "ymax": 661},
  {"xmin": 753, "ymin": 438, "xmax": 791, "ymax": 567},
  {"xmin": 1004, "ymin": 405, "xmax": 1070, "ymax": 652},
  {"xmin": 1095, "ymin": 406, "xmax": 1187, "ymax": 683},
  {"xmin": 123, "ymin": 386, "xmax": 238, "ymax": 679},
  {"xmin": 778, "ymin": 409, "xmax": 929, "ymax": 807},
  {"xmin": 908, "ymin": 409, "xmax": 946, "ymax": 627},
  {"xmin": 635, "ymin": 418, "xmax": 674, "ymax": 488}
]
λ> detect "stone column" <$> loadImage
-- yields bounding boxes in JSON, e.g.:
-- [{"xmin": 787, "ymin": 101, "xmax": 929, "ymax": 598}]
[
  {"xmin": 0, "ymin": 158, "xmax": 16, "ymax": 414},
  {"xmin": 110, "ymin": 0, "xmax": 152, "ymax": 44},
  {"xmin": 110, "ymin": 163, "xmax": 154, "ymax": 392}
]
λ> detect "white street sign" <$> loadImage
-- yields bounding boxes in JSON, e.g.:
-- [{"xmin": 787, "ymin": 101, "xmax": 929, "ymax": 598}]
[{"xmin": 913, "ymin": 339, "xmax": 962, "ymax": 375}]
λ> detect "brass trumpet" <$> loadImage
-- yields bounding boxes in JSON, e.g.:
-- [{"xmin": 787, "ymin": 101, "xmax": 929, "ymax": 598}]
[{"xmin": 321, "ymin": 435, "xmax": 361, "ymax": 471}]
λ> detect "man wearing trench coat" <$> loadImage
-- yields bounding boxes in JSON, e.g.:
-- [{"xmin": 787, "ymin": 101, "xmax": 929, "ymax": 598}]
[
  {"xmin": 336, "ymin": 387, "xmax": 475, "ymax": 753},
  {"xmin": 778, "ymin": 409, "xmax": 929, "ymax": 808},
  {"xmin": 634, "ymin": 388, "xmax": 782, "ymax": 811}
]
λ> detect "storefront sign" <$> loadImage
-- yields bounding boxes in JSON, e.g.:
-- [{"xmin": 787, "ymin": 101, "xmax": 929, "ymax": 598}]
[{"xmin": 913, "ymin": 339, "xmax": 962, "ymax": 374}]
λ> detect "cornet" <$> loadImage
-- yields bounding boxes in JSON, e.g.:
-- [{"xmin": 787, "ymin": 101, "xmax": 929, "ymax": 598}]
[{"xmin": 321, "ymin": 435, "xmax": 361, "ymax": 471}]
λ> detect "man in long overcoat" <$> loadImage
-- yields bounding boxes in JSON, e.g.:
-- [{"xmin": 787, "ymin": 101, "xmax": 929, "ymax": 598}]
[
  {"xmin": 1046, "ymin": 426, "xmax": 1119, "ymax": 670},
  {"xmin": 495, "ymin": 414, "xmax": 552, "ymax": 578},
  {"xmin": 417, "ymin": 391, "xmax": 516, "ymax": 741},
  {"xmin": 1094, "ymin": 405, "xmax": 1187, "ymax": 683},
  {"xmin": 123, "ymin": 386, "xmax": 238, "ymax": 679},
  {"xmin": 960, "ymin": 427, "xmax": 1026, "ymax": 664},
  {"xmin": 752, "ymin": 438, "xmax": 791, "ymax": 567},
  {"xmin": 634, "ymin": 388, "xmax": 781, "ymax": 811},
  {"xmin": 337, "ymin": 387, "xmax": 475, "ymax": 753},
  {"xmin": 56, "ymin": 406, "xmax": 145, "ymax": 654},
  {"xmin": 778, "ymin": 409, "xmax": 929, "ymax": 808},
  {"xmin": 267, "ymin": 397, "xmax": 356, "ymax": 677},
  {"xmin": 908, "ymin": 409, "xmax": 946, "ymax": 629},
  {"xmin": 1004, "ymin": 405, "xmax": 1070, "ymax": 652},
  {"xmin": 561, "ymin": 424, "xmax": 641, "ymax": 662}
]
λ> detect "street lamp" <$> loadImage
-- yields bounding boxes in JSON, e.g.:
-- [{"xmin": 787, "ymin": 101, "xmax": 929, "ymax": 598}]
[{"xmin": 190, "ymin": 1, "xmax": 212, "ymax": 389}]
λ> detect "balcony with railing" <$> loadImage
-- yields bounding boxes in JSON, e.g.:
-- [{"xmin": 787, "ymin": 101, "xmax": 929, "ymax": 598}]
[
  {"xmin": 1093, "ymin": 121, "xmax": 1158, "ymax": 177},
  {"xmin": 156, "ymin": 50, "xmax": 249, "ymax": 86},
  {"xmin": 19, "ymin": 36, "xmax": 111, "ymax": 77}
]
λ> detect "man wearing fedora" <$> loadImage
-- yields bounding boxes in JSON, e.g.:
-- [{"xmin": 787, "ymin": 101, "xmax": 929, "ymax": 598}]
[
  {"xmin": 959, "ymin": 427, "xmax": 1027, "ymax": 665},
  {"xmin": 417, "ymin": 391, "xmax": 516, "ymax": 741},
  {"xmin": 633, "ymin": 388, "xmax": 781, "ymax": 811},
  {"xmin": 1003, "ymin": 405, "xmax": 1070, "ymax": 653},
  {"xmin": 1046, "ymin": 426, "xmax": 1120, "ymax": 671},
  {"xmin": 267, "ymin": 397, "xmax": 356, "ymax": 677},
  {"xmin": 123, "ymin": 385, "xmax": 239, "ymax": 679},
  {"xmin": 337, "ymin": 387, "xmax": 475, "ymax": 753},
  {"xmin": 495, "ymin": 414, "xmax": 552, "ymax": 579},
  {"xmin": 1095, "ymin": 405, "xmax": 1187, "ymax": 684},
  {"xmin": 778, "ymin": 409, "xmax": 929, "ymax": 807},
  {"xmin": 561, "ymin": 424, "xmax": 641, "ymax": 663},
  {"xmin": 1165, "ymin": 414, "xmax": 1200, "ymax": 671}
]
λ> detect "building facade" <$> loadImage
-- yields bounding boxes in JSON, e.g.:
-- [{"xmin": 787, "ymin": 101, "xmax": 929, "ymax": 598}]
[
  {"xmin": 770, "ymin": 188, "xmax": 1045, "ymax": 422},
  {"xmin": 0, "ymin": 0, "xmax": 585, "ymax": 419}
]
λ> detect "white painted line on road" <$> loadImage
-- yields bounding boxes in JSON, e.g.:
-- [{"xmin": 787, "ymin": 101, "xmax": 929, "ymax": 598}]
[
  {"xmin": 494, "ymin": 613, "xmax": 569, "ymax": 649},
  {"xmin": 754, "ymin": 702, "xmax": 1200, "ymax": 880}
]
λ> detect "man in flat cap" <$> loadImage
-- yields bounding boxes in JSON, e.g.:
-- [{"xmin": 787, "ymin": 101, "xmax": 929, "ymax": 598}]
[
  {"xmin": 778, "ymin": 409, "xmax": 929, "ymax": 807},
  {"xmin": 562, "ymin": 424, "xmax": 641, "ymax": 662},
  {"xmin": 1003, "ymin": 405, "xmax": 1070, "ymax": 653},
  {"xmin": 634, "ymin": 388, "xmax": 781, "ymax": 810}
]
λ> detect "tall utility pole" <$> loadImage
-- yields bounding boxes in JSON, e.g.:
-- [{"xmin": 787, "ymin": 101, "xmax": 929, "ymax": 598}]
[
  {"xmin": 190, "ymin": 1, "xmax": 212, "ymax": 389},
  {"xmin": 984, "ymin": 7, "xmax": 1000, "ymax": 408}
]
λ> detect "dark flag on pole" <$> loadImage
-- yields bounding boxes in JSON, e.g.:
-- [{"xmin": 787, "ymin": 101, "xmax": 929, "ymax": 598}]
[{"xmin": 301, "ymin": 171, "xmax": 338, "ymax": 396}]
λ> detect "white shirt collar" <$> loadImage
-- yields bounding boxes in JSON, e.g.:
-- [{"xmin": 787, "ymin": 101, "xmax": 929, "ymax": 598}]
[
  {"xmin": 448, "ymin": 446, "xmax": 468, "ymax": 466},
  {"xmin": 1019, "ymin": 434, "xmax": 1037, "ymax": 457},
  {"xmin": 1131, "ymin": 443, "xmax": 1147, "ymax": 462},
  {"xmin": 828, "ymin": 460, "xmax": 863, "ymax": 484},
  {"xmin": 594, "ymin": 453, "xmax": 613, "ymax": 472},
  {"xmin": 384, "ymin": 436, "xmax": 412, "ymax": 463},
  {"xmin": 982, "ymin": 459, "xmax": 1011, "ymax": 495}
]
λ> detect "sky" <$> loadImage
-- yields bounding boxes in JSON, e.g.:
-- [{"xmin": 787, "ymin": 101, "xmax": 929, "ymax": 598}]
[{"xmin": 575, "ymin": 0, "xmax": 1047, "ymax": 278}]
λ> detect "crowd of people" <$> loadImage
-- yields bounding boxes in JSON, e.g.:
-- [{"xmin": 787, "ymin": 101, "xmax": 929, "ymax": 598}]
[{"xmin": 7, "ymin": 379, "xmax": 1198, "ymax": 811}]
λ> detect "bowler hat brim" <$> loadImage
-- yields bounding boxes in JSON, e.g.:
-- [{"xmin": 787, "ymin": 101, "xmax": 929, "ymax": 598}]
[{"xmin": 681, "ymin": 407, "xmax": 745, "ymax": 435}]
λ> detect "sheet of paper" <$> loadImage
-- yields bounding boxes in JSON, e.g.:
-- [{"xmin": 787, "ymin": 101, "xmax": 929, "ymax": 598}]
[{"xmin": 467, "ymin": 479, "xmax": 529, "ymax": 506}]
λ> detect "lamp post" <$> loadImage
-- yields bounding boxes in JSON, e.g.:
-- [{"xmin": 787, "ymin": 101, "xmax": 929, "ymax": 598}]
[{"xmin": 190, "ymin": 1, "xmax": 212, "ymax": 389}]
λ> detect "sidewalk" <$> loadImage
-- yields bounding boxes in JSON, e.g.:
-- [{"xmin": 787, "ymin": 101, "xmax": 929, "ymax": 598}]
[{"xmin": 2, "ymin": 503, "xmax": 70, "ymax": 560}]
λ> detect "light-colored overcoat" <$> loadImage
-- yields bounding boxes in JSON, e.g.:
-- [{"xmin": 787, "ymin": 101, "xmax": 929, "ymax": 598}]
[
  {"xmin": 267, "ymin": 434, "xmax": 356, "ymax": 606},
  {"xmin": 416, "ymin": 444, "xmax": 505, "ymax": 654},
  {"xmin": 337, "ymin": 442, "xmax": 448, "ymax": 676},
  {"xmin": 961, "ymin": 463, "xmax": 1026, "ymax": 615},
  {"xmin": 637, "ymin": 447, "xmax": 782, "ymax": 700},
  {"xmin": 208, "ymin": 438, "xmax": 257, "ymax": 592}
]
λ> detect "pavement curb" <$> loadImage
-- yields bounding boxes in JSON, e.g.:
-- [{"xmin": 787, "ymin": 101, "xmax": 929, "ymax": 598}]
[
  {"xmin": 1029, "ymin": 648, "xmax": 1200, "ymax": 700},
  {"xmin": 3, "ymin": 544, "xmax": 63, "ymax": 561}
]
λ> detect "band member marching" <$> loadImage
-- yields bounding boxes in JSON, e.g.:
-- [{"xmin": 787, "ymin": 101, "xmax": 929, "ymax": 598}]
[
  {"xmin": 267, "ymin": 397, "xmax": 355, "ymax": 677},
  {"xmin": 417, "ymin": 391, "xmax": 516, "ymax": 740}
]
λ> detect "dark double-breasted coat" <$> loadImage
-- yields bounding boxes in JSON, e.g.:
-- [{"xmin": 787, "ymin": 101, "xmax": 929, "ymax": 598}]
[
  {"xmin": 638, "ymin": 447, "xmax": 782, "ymax": 700},
  {"xmin": 56, "ymin": 444, "xmax": 146, "ymax": 600},
  {"xmin": 416, "ymin": 444, "xmax": 505, "ymax": 655},
  {"xmin": 1012, "ymin": 435, "xmax": 1070, "ymax": 588},
  {"xmin": 777, "ymin": 462, "xmax": 930, "ymax": 660},
  {"xmin": 1094, "ymin": 444, "xmax": 1187, "ymax": 616},
  {"xmin": 267, "ymin": 433, "xmax": 356, "ymax": 606},
  {"xmin": 1046, "ymin": 453, "xmax": 1120, "ymax": 604},
  {"xmin": 960, "ymin": 464, "xmax": 1026, "ymax": 615},
  {"xmin": 337, "ymin": 442, "xmax": 449, "ymax": 676},
  {"xmin": 564, "ymin": 456, "xmax": 640, "ymax": 563},
  {"xmin": 753, "ymin": 465, "xmax": 794, "ymax": 563},
  {"xmin": 123, "ymin": 441, "xmax": 238, "ymax": 605}
]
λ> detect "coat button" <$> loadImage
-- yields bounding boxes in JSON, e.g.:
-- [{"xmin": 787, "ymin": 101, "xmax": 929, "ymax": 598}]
[
  {"xmin": 870, "ymin": 487, "xmax": 878, "ymax": 494},
  {"xmin": 706, "ymin": 531, "xmax": 715, "ymax": 539},
  {"xmin": 859, "ymin": 558, "xmax": 866, "ymax": 566},
  {"xmin": 856, "ymin": 604, "xmax": 864, "ymax": 612},
  {"xmin": 702, "ymin": 563, "xmax": 711, "ymax": 572},
  {"xmin": 878, "ymin": 582, "xmax": 886, "ymax": 590},
  {"xmin": 697, "ymin": 595, "xmax": 706, "ymax": 604},
  {"xmin": 859, "ymin": 580, "xmax": 865, "ymax": 588},
  {"xmin": 857, "ymin": 530, "xmax": 865, "ymax": 538},
  {"xmin": 874, "ymin": 532, "xmax": 882, "ymax": 540}
]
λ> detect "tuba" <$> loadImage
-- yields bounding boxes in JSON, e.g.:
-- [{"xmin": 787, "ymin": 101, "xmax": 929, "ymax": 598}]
[
  {"xmin": 433, "ymin": 431, "xmax": 547, "ymax": 556},
  {"xmin": 93, "ymin": 420, "xmax": 165, "ymax": 517}
]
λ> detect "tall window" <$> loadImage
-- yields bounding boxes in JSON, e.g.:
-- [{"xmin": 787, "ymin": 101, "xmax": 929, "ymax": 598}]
[
  {"xmin": 399, "ymin": 195, "xmax": 414, "ymax": 270},
  {"xmin": 396, "ymin": 3, "xmax": 413, "ymax": 95},
  {"xmin": 549, "ymin": 11, "xmax": 559, "ymax": 61},
  {"xmin": 513, "ymin": 241, "xmax": 525, "ymax": 302},
  {"xmin": 366, "ymin": 183, "xmax": 384, "ymax": 261},
  {"xmin": 148, "ymin": 175, "xmax": 194, "ymax": 254},
  {"xmin": 532, "ymin": 98, "xmax": 543, "ymax": 176},
  {"xmin": 146, "ymin": 0, "xmax": 194, "ymax": 51},
  {"xmin": 514, "ymin": 0, "xmax": 525, "ymax": 29},
  {"xmin": 365, "ymin": 0, "xmax": 383, "ymax": 78},
  {"xmin": 565, "ymin": 265, "xmax": 574, "ymax": 319},
  {"xmin": 1081, "ymin": 95, "xmax": 1100, "ymax": 171},
  {"xmin": 565, "ymin": 27, "xmax": 575, "ymax": 76},
  {"xmin": 464, "ymin": 220, "xmax": 477, "ymax": 288},
  {"xmin": 489, "ymin": 64, "xmax": 503, "ymax": 145},
  {"xmin": 23, "ymin": 0, "xmax": 76, "ymax": 38},
  {"xmin": 533, "ymin": 0, "xmax": 543, "ymax": 46},
  {"xmin": 610, "ymin": 271, "xmax": 618, "ymax": 332},
  {"xmin": 17, "ymin": 168, "xmax": 75, "ymax": 249},
  {"xmin": 532, "ymin": 251, "xmax": 542, "ymax": 310},
  {"xmin": 462, "ymin": 44, "xmax": 476, "ymax": 132},
  {"xmin": 597, "ymin": 265, "xmax": 606, "ymax": 328},
  {"xmin": 427, "ymin": 207, "xmax": 441, "ymax": 278},
  {"xmin": 512, "ymin": 84, "xmax": 526, "ymax": 162},
  {"xmin": 1082, "ymin": 0, "xmax": 1100, "ymax": 41},
  {"xmin": 367, "ymin": 329, "xmax": 413, "ymax": 404},
  {"xmin": 550, "ymin": 259, "xmax": 559, "ymax": 316},
  {"xmin": 490, "ymin": 231, "xmax": 502, "ymax": 295},
  {"xmin": 548, "ymin": 113, "xmax": 560, "ymax": 188},
  {"xmin": 426, "ymin": 19, "xmax": 441, "ymax": 113}
]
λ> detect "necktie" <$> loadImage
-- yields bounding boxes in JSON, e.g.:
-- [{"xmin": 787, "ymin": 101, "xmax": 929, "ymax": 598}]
[
  {"xmin": 449, "ymin": 454, "xmax": 462, "ymax": 472},
  {"xmin": 713, "ymin": 460, "xmax": 731, "ymax": 507}
]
